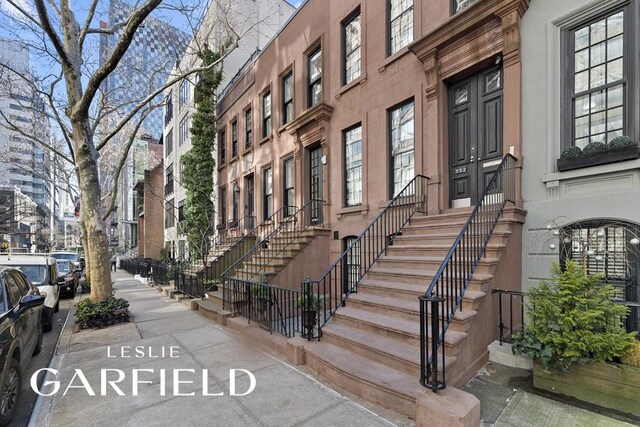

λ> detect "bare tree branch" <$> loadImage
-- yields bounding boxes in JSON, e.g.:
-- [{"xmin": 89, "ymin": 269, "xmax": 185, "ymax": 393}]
[
  {"xmin": 33, "ymin": 0, "xmax": 72, "ymax": 68},
  {"xmin": 77, "ymin": 0, "xmax": 100, "ymax": 49},
  {"xmin": 75, "ymin": 0, "xmax": 162, "ymax": 119},
  {"xmin": 96, "ymin": 39, "xmax": 238, "ymax": 152}
]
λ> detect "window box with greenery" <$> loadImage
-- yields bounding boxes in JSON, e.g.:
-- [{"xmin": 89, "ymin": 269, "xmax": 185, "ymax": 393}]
[
  {"xmin": 557, "ymin": 136, "xmax": 639, "ymax": 172},
  {"xmin": 512, "ymin": 261, "xmax": 639, "ymax": 416}
]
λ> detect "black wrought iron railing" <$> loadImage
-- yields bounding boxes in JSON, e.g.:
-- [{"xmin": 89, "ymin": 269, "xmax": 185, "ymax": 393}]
[
  {"xmin": 493, "ymin": 289, "xmax": 525, "ymax": 345},
  {"xmin": 222, "ymin": 199, "xmax": 323, "ymax": 284},
  {"xmin": 420, "ymin": 153, "xmax": 517, "ymax": 391},
  {"xmin": 226, "ymin": 277, "xmax": 307, "ymax": 337},
  {"xmin": 308, "ymin": 175, "xmax": 429, "ymax": 338}
]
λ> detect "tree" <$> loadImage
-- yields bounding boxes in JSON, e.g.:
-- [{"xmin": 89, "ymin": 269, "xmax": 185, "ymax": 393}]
[
  {"xmin": 0, "ymin": 0, "xmax": 248, "ymax": 301},
  {"xmin": 181, "ymin": 46, "xmax": 222, "ymax": 266}
]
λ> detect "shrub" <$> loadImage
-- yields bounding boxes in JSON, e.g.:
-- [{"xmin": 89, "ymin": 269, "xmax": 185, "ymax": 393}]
[
  {"xmin": 296, "ymin": 294, "xmax": 321, "ymax": 311},
  {"xmin": 621, "ymin": 341, "xmax": 640, "ymax": 368},
  {"xmin": 512, "ymin": 261, "xmax": 636, "ymax": 371},
  {"xmin": 560, "ymin": 145, "xmax": 582, "ymax": 159},
  {"xmin": 582, "ymin": 141, "xmax": 606, "ymax": 155},
  {"xmin": 608, "ymin": 136, "xmax": 636, "ymax": 150},
  {"xmin": 75, "ymin": 296, "xmax": 130, "ymax": 329}
]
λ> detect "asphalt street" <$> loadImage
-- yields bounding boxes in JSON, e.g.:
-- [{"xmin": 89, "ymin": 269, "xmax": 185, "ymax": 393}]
[{"xmin": 9, "ymin": 294, "xmax": 74, "ymax": 427}]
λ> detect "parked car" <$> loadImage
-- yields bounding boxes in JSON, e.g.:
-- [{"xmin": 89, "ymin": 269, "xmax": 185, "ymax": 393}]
[
  {"xmin": 50, "ymin": 252, "xmax": 82, "ymax": 272},
  {"xmin": 0, "ymin": 267, "xmax": 45, "ymax": 425},
  {"xmin": 0, "ymin": 255, "xmax": 60, "ymax": 332},
  {"xmin": 56, "ymin": 260, "xmax": 78, "ymax": 298}
]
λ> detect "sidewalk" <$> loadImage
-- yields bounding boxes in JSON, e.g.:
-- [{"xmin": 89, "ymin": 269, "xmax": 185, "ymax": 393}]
[
  {"xmin": 463, "ymin": 362, "xmax": 640, "ymax": 427},
  {"xmin": 30, "ymin": 271, "xmax": 405, "ymax": 427}
]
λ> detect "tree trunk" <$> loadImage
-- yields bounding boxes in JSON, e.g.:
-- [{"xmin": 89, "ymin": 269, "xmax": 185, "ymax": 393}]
[{"xmin": 74, "ymin": 133, "xmax": 112, "ymax": 301}]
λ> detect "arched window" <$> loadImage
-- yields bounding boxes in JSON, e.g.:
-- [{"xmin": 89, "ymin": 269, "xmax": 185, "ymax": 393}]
[
  {"xmin": 343, "ymin": 236, "xmax": 361, "ymax": 294},
  {"xmin": 559, "ymin": 220, "xmax": 640, "ymax": 334}
]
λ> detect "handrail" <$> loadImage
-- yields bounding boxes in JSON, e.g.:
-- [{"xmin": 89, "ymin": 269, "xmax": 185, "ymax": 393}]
[
  {"xmin": 221, "ymin": 199, "xmax": 323, "ymax": 286},
  {"xmin": 309, "ymin": 175, "xmax": 429, "ymax": 338},
  {"xmin": 175, "ymin": 208, "xmax": 285, "ymax": 299},
  {"xmin": 419, "ymin": 153, "xmax": 517, "ymax": 391}
]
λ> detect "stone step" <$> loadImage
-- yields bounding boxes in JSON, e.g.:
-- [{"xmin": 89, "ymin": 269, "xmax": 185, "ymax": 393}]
[
  {"xmin": 385, "ymin": 242, "xmax": 506, "ymax": 259},
  {"xmin": 394, "ymin": 230, "xmax": 512, "ymax": 246},
  {"xmin": 304, "ymin": 341, "xmax": 422, "ymax": 418},
  {"xmin": 346, "ymin": 293, "xmax": 477, "ymax": 332},
  {"xmin": 321, "ymin": 323, "xmax": 456, "ymax": 377},
  {"xmin": 195, "ymin": 298, "xmax": 231, "ymax": 325},
  {"xmin": 356, "ymin": 277, "xmax": 487, "ymax": 311},
  {"xmin": 408, "ymin": 209, "xmax": 474, "ymax": 225},
  {"xmin": 375, "ymin": 255, "xmax": 500, "ymax": 275},
  {"xmin": 332, "ymin": 306, "xmax": 466, "ymax": 355}
]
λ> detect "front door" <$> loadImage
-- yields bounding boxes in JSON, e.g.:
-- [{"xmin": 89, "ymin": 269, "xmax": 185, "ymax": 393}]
[
  {"xmin": 449, "ymin": 66, "xmax": 503, "ymax": 207},
  {"xmin": 245, "ymin": 174, "xmax": 255, "ymax": 229},
  {"xmin": 309, "ymin": 146, "xmax": 323, "ymax": 223}
]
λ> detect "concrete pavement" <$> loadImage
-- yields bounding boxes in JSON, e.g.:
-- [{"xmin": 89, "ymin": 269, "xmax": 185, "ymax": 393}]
[
  {"xmin": 29, "ymin": 271, "xmax": 406, "ymax": 427},
  {"xmin": 463, "ymin": 362, "xmax": 640, "ymax": 427}
]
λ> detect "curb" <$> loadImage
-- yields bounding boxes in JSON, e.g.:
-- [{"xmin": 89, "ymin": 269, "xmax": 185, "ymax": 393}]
[{"xmin": 27, "ymin": 286, "xmax": 81, "ymax": 427}]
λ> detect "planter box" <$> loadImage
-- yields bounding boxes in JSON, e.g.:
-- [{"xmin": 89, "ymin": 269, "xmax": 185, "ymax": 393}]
[
  {"xmin": 557, "ymin": 145, "xmax": 639, "ymax": 172},
  {"xmin": 533, "ymin": 361, "xmax": 640, "ymax": 416}
]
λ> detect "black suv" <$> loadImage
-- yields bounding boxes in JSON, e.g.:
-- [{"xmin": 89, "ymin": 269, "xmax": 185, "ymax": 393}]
[{"xmin": 0, "ymin": 267, "xmax": 45, "ymax": 425}]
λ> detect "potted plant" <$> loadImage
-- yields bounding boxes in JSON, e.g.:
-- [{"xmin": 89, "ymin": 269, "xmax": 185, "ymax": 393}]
[
  {"xmin": 557, "ymin": 136, "xmax": 639, "ymax": 172},
  {"xmin": 512, "ymin": 261, "xmax": 638, "ymax": 415},
  {"xmin": 297, "ymin": 293, "xmax": 321, "ymax": 332},
  {"xmin": 250, "ymin": 273, "xmax": 270, "ymax": 319}
]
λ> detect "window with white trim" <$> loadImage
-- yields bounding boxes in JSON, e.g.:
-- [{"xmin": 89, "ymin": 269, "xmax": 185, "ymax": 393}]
[
  {"xmin": 390, "ymin": 100, "xmax": 414, "ymax": 196},
  {"xmin": 389, "ymin": 0, "xmax": 413, "ymax": 55},
  {"xmin": 344, "ymin": 125, "xmax": 363, "ymax": 206}
]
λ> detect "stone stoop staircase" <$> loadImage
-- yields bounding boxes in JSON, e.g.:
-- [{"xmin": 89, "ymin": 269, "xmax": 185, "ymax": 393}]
[
  {"xmin": 230, "ymin": 228, "xmax": 326, "ymax": 283},
  {"xmin": 304, "ymin": 207, "xmax": 524, "ymax": 419},
  {"xmin": 185, "ymin": 236, "xmax": 244, "ymax": 274},
  {"xmin": 194, "ymin": 227, "xmax": 329, "ymax": 321}
]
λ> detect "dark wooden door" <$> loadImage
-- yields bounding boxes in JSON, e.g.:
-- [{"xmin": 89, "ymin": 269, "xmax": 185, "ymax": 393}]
[
  {"xmin": 309, "ymin": 146, "xmax": 323, "ymax": 223},
  {"xmin": 245, "ymin": 174, "xmax": 255, "ymax": 229},
  {"xmin": 449, "ymin": 66, "xmax": 503, "ymax": 207}
]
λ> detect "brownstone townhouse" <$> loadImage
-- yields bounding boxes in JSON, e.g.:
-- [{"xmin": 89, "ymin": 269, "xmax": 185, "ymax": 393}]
[{"xmin": 212, "ymin": 0, "xmax": 530, "ymax": 423}]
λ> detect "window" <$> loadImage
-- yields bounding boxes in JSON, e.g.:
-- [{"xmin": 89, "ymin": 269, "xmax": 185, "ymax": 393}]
[
  {"xmin": 343, "ymin": 236, "xmax": 361, "ymax": 293},
  {"xmin": 4, "ymin": 273, "xmax": 21, "ymax": 307},
  {"xmin": 389, "ymin": 0, "xmax": 413, "ymax": 55},
  {"xmin": 179, "ymin": 80, "xmax": 189, "ymax": 110},
  {"xmin": 245, "ymin": 109, "xmax": 252, "ymax": 149},
  {"xmin": 263, "ymin": 167, "xmax": 273, "ymax": 220},
  {"xmin": 231, "ymin": 120, "xmax": 238, "ymax": 158},
  {"xmin": 283, "ymin": 157, "xmax": 294, "ymax": 213},
  {"xmin": 559, "ymin": 220, "xmax": 640, "ymax": 333},
  {"xmin": 343, "ymin": 11, "xmax": 362, "ymax": 84},
  {"xmin": 165, "ymin": 129, "xmax": 173, "ymax": 156},
  {"xmin": 344, "ymin": 125, "xmax": 363, "ymax": 206},
  {"xmin": 262, "ymin": 92, "xmax": 271, "ymax": 138},
  {"xmin": 179, "ymin": 115, "xmax": 189, "ymax": 146},
  {"xmin": 218, "ymin": 130, "xmax": 226, "ymax": 165},
  {"xmin": 566, "ymin": 7, "xmax": 629, "ymax": 149},
  {"xmin": 178, "ymin": 240, "xmax": 186, "ymax": 261},
  {"xmin": 165, "ymin": 199, "xmax": 175, "ymax": 228},
  {"xmin": 219, "ymin": 187, "xmax": 227, "ymax": 225},
  {"xmin": 164, "ymin": 91, "xmax": 173, "ymax": 125},
  {"xmin": 232, "ymin": 183, "xmax": 239, "ymax": 222},
  {"xmin": 308, "ymin": 47, "xmax": 322, "ymax": 107},
  {"xmin": 165, "ymin": 165, "xmax": 174, "ymax": 196},
  {"xmin": 178, "ymin": 199, "xmax": 185, "ymax": 223},
  {"xmin": 452, "ymin": 0, "xmax": 477, "ymax": 14},
  {"xmin": 389, "ymin": 100, "xmax": 415, "ymax": 196},
  {"xmin": 282, "ymin": 71, "xmax": 294, "ymax": 124}
]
